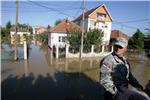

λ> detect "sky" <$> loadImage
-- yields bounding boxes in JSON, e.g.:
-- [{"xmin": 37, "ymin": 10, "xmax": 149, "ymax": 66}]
[{"xmin": 1, "ymin": 0, "xmax": 150, "ymax": 36}]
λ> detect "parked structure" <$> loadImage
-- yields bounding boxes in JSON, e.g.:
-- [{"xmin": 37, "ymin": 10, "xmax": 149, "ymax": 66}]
[
  {"xmin": 74, "ymin": 4, "xmax": 112, "ymax": 45},
  {"xmin": 48, "ymin": 19, "xmax": 81, "ymax": 48}
]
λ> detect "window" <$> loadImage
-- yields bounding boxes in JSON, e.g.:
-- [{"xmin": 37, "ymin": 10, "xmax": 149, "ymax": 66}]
[
  {"xmin": 58, "ymin": 36, "xmax": 67, "ymax": 42},
  {"xmin": 59, "ymin": 36, "xmax": 61, "ymax": 42},
  {"xmin": 97, "ymin": 13, "xmax": 105, "ymax": 17},
  {"xmin": 62, "ymin": 37, "xmax": 67, "ymax": 42},
  {"xmin": 97, "ymin": 13, "xmax": 106, "ymax": 21}
]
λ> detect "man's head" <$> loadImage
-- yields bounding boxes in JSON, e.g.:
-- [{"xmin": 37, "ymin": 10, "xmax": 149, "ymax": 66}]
[{"xmin": 113, "ymin": 37, "xmax": 128, "ymax": 57}]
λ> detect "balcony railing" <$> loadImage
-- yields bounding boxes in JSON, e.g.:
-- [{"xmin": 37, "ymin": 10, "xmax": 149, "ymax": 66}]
[{"xmin": 97, "ymin": 17, "xmax": 107, "ymax": 22}]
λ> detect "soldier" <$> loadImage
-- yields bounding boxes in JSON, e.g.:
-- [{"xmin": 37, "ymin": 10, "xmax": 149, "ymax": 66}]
[{"xmin": 100, "ymin": 37, "xmax": 150, "ymax": 100}]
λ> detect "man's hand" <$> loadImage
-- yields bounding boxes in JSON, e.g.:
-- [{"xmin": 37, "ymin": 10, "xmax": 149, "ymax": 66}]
[{"xmin": 136, "ymin": 84, "xmax": 144, "ymax": 91}]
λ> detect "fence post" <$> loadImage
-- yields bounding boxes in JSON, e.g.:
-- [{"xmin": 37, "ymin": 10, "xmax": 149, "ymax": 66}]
[
  {"xmin": 91, "ymin": 45, "xmax": 94, "ymax": 53},
  {"xmin": 101, "ymin": 45, "xmax": 105, "ymax": 53},
  {"xmin": 56, "ymin": 45, "xmax": 59, "ymax": 59},
  {"xmin": 24, "ymin": 41, "xmax": 27, "ymax": 60},
  {"xmin": 111, "ymin": 45, "xmax": 114, "ymax": 52},
  {"xmin": 65, "ymin": 45, "xmax": 69, "ymax": 58}
]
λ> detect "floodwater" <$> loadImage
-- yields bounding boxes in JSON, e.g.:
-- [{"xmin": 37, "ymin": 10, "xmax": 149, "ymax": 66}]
[{"xmin": 1, "ymin": 42, "xmax": 150, "ymax": 100}]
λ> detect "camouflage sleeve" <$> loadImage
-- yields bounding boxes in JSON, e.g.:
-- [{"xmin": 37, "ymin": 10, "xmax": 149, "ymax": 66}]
[{"xmin": 100, "ymin": 59, "xmax": 117, "ymax": 95}]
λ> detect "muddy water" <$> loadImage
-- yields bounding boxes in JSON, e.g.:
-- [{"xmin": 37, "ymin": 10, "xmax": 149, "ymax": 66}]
[{"xmin": 1, "ymin": 43, "xmax": 150, "ymax": 100}]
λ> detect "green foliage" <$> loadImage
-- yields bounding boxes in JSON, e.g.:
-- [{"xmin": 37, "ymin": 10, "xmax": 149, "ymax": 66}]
[
  {"xmin": 6, "ymin": 21, "xmax": 12, "ymax": 29},
  {"xmin": 35, "ymin": 33, "xmax": 48, "ymax": 43},
  {"xmin": 1, "ymin": 27, "xmax": 10, "ymax": 37},
  {"xmin": 18, "ymin": 23, "xmax": 33, "ymax": 34},
  {"xmin": 14, "ymin": 34, "xmax": 21, "ymax": 43},
  {"xmin": 128, "ymin": 29, "xmax": 144, "ymax": 49},
  {"xmin": 67, "ymin": 30, "xmax": 82, "ymax": 46},
  {"xmin": 23, "ymin": 34, "xmax": 33, "ymax": 43},
  {"xmin": 67, "ymin": 29, "xmax": 103, "ymax": 51},
  {"xmin": 83, "ymin": 29, "xmax": 103, "ymax": 52},
  {"xmin": 54, "ymin": 19, "xmax": 62, "ymax": 26}
]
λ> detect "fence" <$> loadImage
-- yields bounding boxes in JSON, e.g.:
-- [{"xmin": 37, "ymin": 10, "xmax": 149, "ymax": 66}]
[{"xmin": 52, "ymin": 44, "xmax": 113, "ymax": 58}]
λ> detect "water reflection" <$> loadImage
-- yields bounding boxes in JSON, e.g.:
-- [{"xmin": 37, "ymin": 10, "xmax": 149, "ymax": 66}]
[{"xmin": 1, "ymin": 43, "xmax": 150, "ymax": 99}]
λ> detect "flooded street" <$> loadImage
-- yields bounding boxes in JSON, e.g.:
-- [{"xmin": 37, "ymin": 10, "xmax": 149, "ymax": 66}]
[{"xmin": 1, "ymin": 43, "xmax": 150, "ymax": 100}]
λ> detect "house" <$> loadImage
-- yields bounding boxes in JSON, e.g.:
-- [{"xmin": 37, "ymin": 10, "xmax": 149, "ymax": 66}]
[
  {"xmin": 110, "ymin": 30, "xmax": 129, "ymax": 44},
  {"xmin": 111, "ymin": 30, "xmax": 129, "ymax": 40},
  {"xmin": 32, "ymin": 26, "xmax": 48, "ymax": 35},
  {"xmin": 74, "ymin": 4, "xmax": 112, "ymax": 45},
  {"xmin": 48, "ymin": 19, "xmax": 81, "ymax": 48},
  {"xmin": 10, "ymin": 27, "xmax": 31, "ymax": 44}
]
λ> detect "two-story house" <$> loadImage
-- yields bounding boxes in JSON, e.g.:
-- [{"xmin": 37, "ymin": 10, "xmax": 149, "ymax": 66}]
[{"xmin": 74, "ymin": 4, "xmax": 112, "ymax": 45}]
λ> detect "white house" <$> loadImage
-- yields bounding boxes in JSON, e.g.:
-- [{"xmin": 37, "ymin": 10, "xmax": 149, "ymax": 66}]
[
  {"xmin": 10, "ymin": 30, "xmax": 31, "ymax": 44},
  {"xmin": 74, "ymin": 4, "xmax": 113, "ymax": 45},
  {"xmin": 48, "ymin": 19, "xmax": 81, "ymax": 48}
]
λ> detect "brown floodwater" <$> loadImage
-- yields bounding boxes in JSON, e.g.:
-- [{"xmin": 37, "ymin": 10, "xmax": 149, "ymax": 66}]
[{"xmin": 1, "ymin": 43, "xmax": 150, "ymax": 100}]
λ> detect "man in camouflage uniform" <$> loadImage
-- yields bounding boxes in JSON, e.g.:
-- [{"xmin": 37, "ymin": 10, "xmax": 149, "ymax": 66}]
[{"xmin": 100, "ymin": 37, "xmax": 149, "ymax": 100}]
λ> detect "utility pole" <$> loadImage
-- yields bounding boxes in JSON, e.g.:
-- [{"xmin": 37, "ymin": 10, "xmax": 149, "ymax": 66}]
[
  {"xmin": 14, "ymin": 0, "xmax": 18, "ymax": 60},
  {"xmin": 80, "ymin": 0, "xmax": 85, "ymax": 58}
]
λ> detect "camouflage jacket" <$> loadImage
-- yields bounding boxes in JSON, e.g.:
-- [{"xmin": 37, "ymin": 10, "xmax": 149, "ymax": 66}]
[{"xmin": 100, "ymin": 52, "xmax": 142, "ymax": 95}]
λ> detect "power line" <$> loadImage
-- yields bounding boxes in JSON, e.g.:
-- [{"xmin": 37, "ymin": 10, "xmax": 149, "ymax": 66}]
[
  {"xmin": 114, "ymin": 18, "xmax": 150, "ymax": 23},
  {"xmin": 27, "ymin": 0, "xmax": 77, "ymax": 18},
  {"xmin": 113, "ymin": 19, "xmax": 150, "ymax": 30}
]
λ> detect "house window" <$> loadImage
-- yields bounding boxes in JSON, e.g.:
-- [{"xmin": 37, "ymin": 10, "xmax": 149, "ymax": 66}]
[
  {"xmin": 97, "ymin": 13, "xmax": 106, "ymax": 21},
  {"xmin": 62, "ymin": 37, "xmax": 67, "ymax": 42},
  {"xmin": 58, "ymin": 36, "xmax": 67, "ymax": 42},
  {"xmin": 59, "ymin": 36, "xmax": 61, "ymax": 42},
  {"xmin": 97, "ymin": 13, "xmax": 105, "ymax": 17}
]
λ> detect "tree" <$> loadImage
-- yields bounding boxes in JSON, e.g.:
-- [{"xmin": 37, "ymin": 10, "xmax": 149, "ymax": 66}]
[
  {"xmin": 128, "ymin": 29, "xmax": 144, "ymax": 49},
  {"xmin": 47, "ymin": 25, "xmax": 51, "ymax": 32},
  {"xmin": 54, "ymin": 19, "xmax": 62, "ymax": 26},
  {"xmin": 67, "ymin": 30, "xmax": 81, "ymax": 46},
  {"xmin": 1, "ymin": 27, "xmax": 10, "ymax": 37},
  {"xmin": 6, "ymin": 21, "xmax": 12, "ymax": 29},
  {"xmin": 67, "ymin": 29, "xmax": 103, "ymax": 52}
]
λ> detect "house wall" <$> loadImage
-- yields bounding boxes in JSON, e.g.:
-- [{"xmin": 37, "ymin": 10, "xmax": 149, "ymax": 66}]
[
  {"xmin": 33, "ymin": 27, "xmax": 47, "ymax": 35},
  {"xmin": 89, "ymin": 5, "xmax": 112, "ymax": 22},
  {"xmin": 79, "ymin": 18, "xmax": 88, "ymax": 32},
  {"xmin": 10, "ymin": 31, "xmax": 31, "ymax": 44},
  {"xmin": 48, "ymin": 32, "xmax": 68, "ymax": 48},
  {"xmin": 102, "ymin": 22, "xmax": 112, "ymax": 45},
  {"xmin": 88, "ymin": 18, "xmax": 112, "ymax": 45}
]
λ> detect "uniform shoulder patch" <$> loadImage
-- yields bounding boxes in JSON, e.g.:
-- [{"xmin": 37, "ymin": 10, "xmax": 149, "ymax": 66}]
[{"xmin": 103, "ymin": 62, "xmax": 112, "ymax": 69}]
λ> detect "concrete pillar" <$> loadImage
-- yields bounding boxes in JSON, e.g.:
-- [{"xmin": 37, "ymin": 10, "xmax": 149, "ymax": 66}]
[
  {"xmin": 50, "ymin": 48, "xmax": 53, "ymax": 65},
  {"xmin": 56, "ymin": 45, "xmax": 59, "ymax": 59},
  {"xmin": 24, "ymin": 41, "xmax": 27, "ymax": 60},
  {"xmin": 65, "ymin": 59, "xmax": 68, "ymax": 72},
  {"xmin": 101, "ymin": 45, "xmax": 105, "ymax": 53},
  {"xmin": 65, "ymin": 45, "xmax": 69, "ymax": 58},
  {"xmin": 111, "ymin": 45, "xmax": 114, "ymax": 52},
  {"xmin": 91, "ymin": 45, "xmax": 94, "ymax": 53}
]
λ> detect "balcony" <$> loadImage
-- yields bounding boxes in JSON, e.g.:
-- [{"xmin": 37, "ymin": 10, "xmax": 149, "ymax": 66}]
[{"xmin": 97, "ymin": 16, "xmax": 107, "ymax": 22}]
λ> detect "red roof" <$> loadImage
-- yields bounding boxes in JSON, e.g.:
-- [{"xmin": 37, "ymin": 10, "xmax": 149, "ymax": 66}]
[
  {"xmin": 111, "ymin": 30, "xmax": 129, "ymax": 40},
  {"xmin": 50, "ymin": 19, "xmax": 81, "ymax": 33}
]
